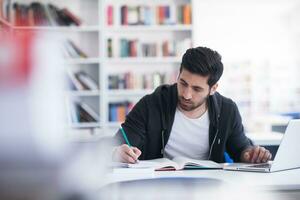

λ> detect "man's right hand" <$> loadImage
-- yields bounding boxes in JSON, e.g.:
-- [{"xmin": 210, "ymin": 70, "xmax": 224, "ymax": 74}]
[{"xmin": 112, "ymin": 144, "xmax": 141, "ymax": 163}]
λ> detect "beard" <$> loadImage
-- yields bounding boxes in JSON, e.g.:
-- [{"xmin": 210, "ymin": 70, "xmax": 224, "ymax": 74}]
[{"xmin": 178, "ymin": 95, "xmax": 209, "ymax": 112}]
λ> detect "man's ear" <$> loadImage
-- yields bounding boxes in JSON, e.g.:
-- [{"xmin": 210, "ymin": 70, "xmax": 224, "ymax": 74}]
[{"xmin": 209, "ymin": 83, "xmax": 218, "ymax": 95}]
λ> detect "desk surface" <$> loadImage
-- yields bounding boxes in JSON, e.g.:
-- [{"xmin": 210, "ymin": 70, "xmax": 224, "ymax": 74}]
[
  {"xmin": 101, "ymin": 168, "xmax": 300, "ymax": 200},
  {"xmin": 105, "ymin": 168, "xmax": 300, "ymax": 190}
]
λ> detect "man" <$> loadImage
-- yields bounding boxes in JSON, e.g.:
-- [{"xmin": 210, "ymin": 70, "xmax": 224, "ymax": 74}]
[{"xmin": 112, "ymin": 47, "xmax": 272, "ymax": 164}]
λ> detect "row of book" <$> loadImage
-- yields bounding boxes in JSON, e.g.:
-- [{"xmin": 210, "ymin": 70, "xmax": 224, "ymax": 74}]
[
  {"xmin": 67, "ymin": 70, "xmax": 99, "ymax": 91},
  {"xmin": 62, "ymin": 39, "xmax": 88, "ymax": 59},
  {"xmin": 109, "ymin": 101, "xmax": 134, "ymax": 122},
  {"xmin": 107, "ymin": 38, "xmax": 192, "ymax": 58},
  {"xmin": 69, "ymin": 100, "xmax": 100, "ymax": 123},
  {"xmin": 3, "ymin": 1, "xmax": 81, "ymax": 26},
  {"xmin": 107, "ymin": 4, "xmax": 191, "ymax": 26},
  {"xmin": 108, "ymin": 71, "xmax": 177, "ymax": 90}
]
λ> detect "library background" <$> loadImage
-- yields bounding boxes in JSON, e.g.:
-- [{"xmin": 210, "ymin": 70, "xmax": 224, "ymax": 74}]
[{"xmin": 1, "ymin": 0, "xmax": 300, "ymax": 143}]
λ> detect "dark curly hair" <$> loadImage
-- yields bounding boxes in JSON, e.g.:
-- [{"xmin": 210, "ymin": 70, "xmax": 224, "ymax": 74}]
[{"xmin": 180, "ymin": 47, "xmax": 223, "ymax": 87}]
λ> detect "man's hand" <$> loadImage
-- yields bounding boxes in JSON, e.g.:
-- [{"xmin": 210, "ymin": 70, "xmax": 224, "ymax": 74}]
[
  {"xmin": 241, "ymin": 146, "xmax": 272, "ymax": 163},
  {"xmin": 112, "ymin": 144, "xmax": 141, "ymax": 164}
]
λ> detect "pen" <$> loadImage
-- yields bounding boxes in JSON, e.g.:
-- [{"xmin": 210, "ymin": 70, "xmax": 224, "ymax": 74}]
[
  {"xmin": 120, "ymin": 125, "xmax": 131, "ymax": 147},
  {"xmin": 119, "ymin": 125, "xmax": 139, "ymax": 163}
]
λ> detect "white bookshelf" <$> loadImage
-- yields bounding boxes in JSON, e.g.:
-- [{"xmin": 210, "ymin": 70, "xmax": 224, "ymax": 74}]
[{"xmin": 1, "ymin": 0, "xmax": 193, "ymax": 141}]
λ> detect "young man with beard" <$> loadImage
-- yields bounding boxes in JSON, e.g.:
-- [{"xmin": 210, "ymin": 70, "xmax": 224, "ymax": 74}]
[{"xmin": 112, "ymin": 47, "xmax": 272, "ymax": 164}]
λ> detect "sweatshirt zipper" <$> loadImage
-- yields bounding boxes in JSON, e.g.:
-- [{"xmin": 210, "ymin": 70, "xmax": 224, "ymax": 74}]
[{"xmin": 161, "ymin": 130, "xmax": 165, "ymax": 155}]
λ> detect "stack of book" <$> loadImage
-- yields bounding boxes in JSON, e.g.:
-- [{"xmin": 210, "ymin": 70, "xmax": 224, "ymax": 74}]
[
  {"xmin": 9, "ymin": 2, "xmax": 81, "ymax": 26},
  {"xmin": 62, "ymin": 39, "xmax": 88, "ymax": 59},
  {"xmin": 108, "ymin": 71, "xmax": 177, "ymax": 90},
  {"xmin": 108, "ymin": 38, "xmax": 191, "ymax": 58},
  {"xmin": 109, "ymin": 101, "xmax": 134, "ymax": 122},
  {"xmin": 69, "ymin": 100, "xmax": 100, "ymax": 123},
  {"xmin": 111, "ymin": 4, "xmax": 191, "ymax": 26},
  {"xmin": 67, "ymin": 70, "xmax": 99, "ymax": 91}
]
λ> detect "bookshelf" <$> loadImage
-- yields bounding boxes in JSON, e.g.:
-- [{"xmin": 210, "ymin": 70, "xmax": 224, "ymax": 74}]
[{"xmin": 0, "ymin": 0, "xmax": 193, "ymax": 141}]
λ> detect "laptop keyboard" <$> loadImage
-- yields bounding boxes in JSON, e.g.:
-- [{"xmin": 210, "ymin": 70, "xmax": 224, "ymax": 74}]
[{"xmin": 249, "ymin": 163, "xmax": 271, "ymax": 168}]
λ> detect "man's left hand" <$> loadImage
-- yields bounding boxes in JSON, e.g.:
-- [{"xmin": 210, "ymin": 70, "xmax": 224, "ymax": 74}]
[{"xmin": 241, "ymin": 146, "xmax": 272, "ymax": 163}]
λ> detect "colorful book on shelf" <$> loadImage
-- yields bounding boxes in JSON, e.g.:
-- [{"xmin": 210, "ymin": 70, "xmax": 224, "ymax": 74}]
[
  {"xmin": 107, "ymin": 5, "xmax": 113, "ymax": 25},
  {"xmin": 78, "ymin": 101, "xmax": 100, "ymax": 122},
  {"xmin": 75, "ymin": 71, "xmax": 99, "ymax": 90},
  {"xmin": 67, "ymin": 70, "xmax": 86, "ymax": 90},
  {"xmin": 48, "ymin": 4, "xmax": 64, "ymax": 25},
  {"xmin": 109, "ymin": 37, "xmax": 191, "ymax": 58},
  {"xmin": 109, "ymin": 101, "xmax": 134, "ymax": 122},
  {"xmin": 127, "ymin": 6, "xmax": 139, "ymax": 25},
  {"xmin": 61, "ymin": 8, "xmax": 81, "ymax": 26},
  {"xmin": 108, "ymin": 72, "xmax": 169, "ymax": 90},
  {"xmin": 177, "ymin": 5, "xmax": 183, "ymax": 24},
  {"xmin": 72, "ymin": 101, "xmax": 99, "ymax": 123},
  {"xmin": 126, "ymin": 157, "xmax": 223, "ymax": 171},
  {"xmin": 107, "ymin": 38, "xmax": 113, "ymax": 57},
  {"xmin": 64, "ymin": 40, "xmax": 88, "ymax": 59},
  {"xmin": 10, "ymin": 2, "xmax": 81, "ymax": 27},
  {"xmin": 143, "ymin": 6, "xmax": 152, "ymax": 25},
  {"xmin": 120, "ymin": 5, "xmax": 128, "ymax": 25},
  {"xmin": 183, "ymin": 4, "xmax": 191, "ymax": 25},
  {"xmin": 44, "ymin": 3, "xmax": 57, "ymax": 26}
]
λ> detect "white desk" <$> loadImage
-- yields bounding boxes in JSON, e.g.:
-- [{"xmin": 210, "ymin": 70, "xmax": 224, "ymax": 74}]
[
  {"xmin": 100, "ymin": 168, "xmax": 300, "ymax": 200},
  {"xmin": 105, "ymin": 168, "xmax": 300, "ymax": 189}
]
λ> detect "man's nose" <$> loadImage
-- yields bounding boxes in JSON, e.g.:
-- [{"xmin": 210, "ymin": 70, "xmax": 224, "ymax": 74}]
[{"xmin": 182, "ymin": 87, "xmax": 192, "ymax": 100}]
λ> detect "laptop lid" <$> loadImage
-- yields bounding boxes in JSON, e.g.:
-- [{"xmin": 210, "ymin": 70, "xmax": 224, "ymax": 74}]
[
  {"xmin": 224, "ymin": 119, "xmax": 300, "ymax": 172},
  {"xmin": 270, "ymin": 119, "xmax": 300, "ymax": 172}
]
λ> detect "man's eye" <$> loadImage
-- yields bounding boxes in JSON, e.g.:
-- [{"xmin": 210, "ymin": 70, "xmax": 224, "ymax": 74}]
[
  {"xmin": 181, "ymin": 82, "xmax": 187, "ymax": 87},
  {"xmin": 193, "ymin": 88, "xmax": 202, "ymax": 92}
]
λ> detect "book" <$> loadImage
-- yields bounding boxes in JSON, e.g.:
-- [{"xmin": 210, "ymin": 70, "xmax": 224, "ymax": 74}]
[
  {"xmin": 78, "ymin": 101, "xmax": 100, "ymax": 122},
  {"xmin": 126, "ymin": 157, "xmax": 223, "ymax": 171},
  {"xmin": 107, "ymin": 5, "xmax": 113, "ymax": 25},
  {"xmin": 75, "ymin": 71, "xmax": 99, "ymax": 90}
]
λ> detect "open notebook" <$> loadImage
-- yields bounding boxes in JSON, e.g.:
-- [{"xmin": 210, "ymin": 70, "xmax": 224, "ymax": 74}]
[{"xmin": 126, "ymin": 157, "xmax": 223, "ymax": 171}]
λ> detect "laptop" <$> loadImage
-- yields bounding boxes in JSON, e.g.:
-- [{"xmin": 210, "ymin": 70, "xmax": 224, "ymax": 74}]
[{"xmin": 223, "ymin": 119, "xmax": 300, "ymax": 173}]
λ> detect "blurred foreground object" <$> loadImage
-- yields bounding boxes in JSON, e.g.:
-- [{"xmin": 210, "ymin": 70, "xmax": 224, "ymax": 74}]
[{"xmin": 0, "ymin": 31, "xmax": 106, "ymax": 200}]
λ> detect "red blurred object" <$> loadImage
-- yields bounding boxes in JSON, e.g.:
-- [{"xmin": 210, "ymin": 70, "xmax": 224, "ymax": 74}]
[{"xmin": 0, "ymin": 31, "xmax": 34, "ymax": 87}]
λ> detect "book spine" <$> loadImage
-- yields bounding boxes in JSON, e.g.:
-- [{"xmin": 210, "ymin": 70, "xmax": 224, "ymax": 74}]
[
  {"xmin": 76, "ymin": 72, "xmax": 99, "ymax": 90},
  {"xmin": 80, "ymin": 102, "xmax": 100, "ymax": 121},
  {"xmin": 107, "ymin": 5, "xmax": 113, "ymax": 26},
  {"xmin": 109, "ymin": 101, "xmax": 135, "ymax": 122},
  {"xmin": 121, "ymin": 5, "xmax": 128, "ymax": 25},
  {"xmin": 183, "ymin": 4, "xmax": 191, "ymax": 25},
  {"xmin": 61, "ymin": 8, "xmax": 81, "ymax": 26}
]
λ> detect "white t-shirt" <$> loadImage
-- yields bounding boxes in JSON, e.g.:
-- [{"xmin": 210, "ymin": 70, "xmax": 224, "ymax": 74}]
[{"xmin": 164, "ymin": 108, "xmax": 210, "ymax": 160}]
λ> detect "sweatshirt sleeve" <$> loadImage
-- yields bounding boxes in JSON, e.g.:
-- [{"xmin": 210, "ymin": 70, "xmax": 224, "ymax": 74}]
[
  {"xmin": 226, "ymin": 102, "xmax": 253, "ymax": 162},
  {"xmin": 112, "ymin": 95, "xmax": 149, "ymax": 151}
]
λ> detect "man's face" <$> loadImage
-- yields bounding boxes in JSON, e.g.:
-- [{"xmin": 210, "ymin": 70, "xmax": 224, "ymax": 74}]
[{"xmin": 177, "ymin": 68, "xmax": 217, "ymax": 112}]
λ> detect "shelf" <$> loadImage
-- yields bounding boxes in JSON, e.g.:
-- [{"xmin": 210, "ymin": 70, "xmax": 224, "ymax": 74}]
[
  {"xmin": 0, "ymin": 18, "xmax": 13, "ymax": 29},
  {"xmin": 105, "ymin": 57, "xmax": 182, "ymax": 64},
  {"xmin": 67, "ymin": 90, "xmax": 100, "ymax": 96},
  {"xmin": 107, "ymin": 89, "xmax": 154, "ymax": 96},
  {"xmin": 70, "ymin": 122, "xmax": 101, "ymax": 129},
  {"xmin": 65, "ymin": 57, "xmax": 101, "ymax": 65},
  {"xmin": 106, "ymin": 122, "xmax": 122, "ymax": 128},
  {"xmin": 13, "ymin": 25, "xmax": 100, "ymax": 32},
  {"xmin": 105, "ymin": 25, "xmax": 192, "ymax": 32}
]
